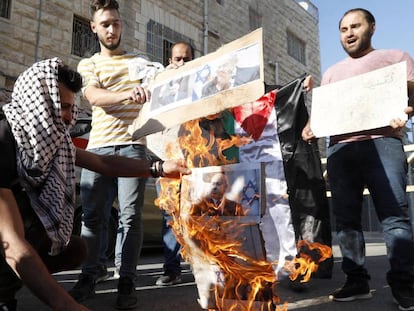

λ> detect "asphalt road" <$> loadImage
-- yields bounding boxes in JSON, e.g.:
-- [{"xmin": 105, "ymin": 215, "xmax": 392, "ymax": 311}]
[{"xmin": 16, "ymin": 233, "xmax": 400, "ymax": 311}]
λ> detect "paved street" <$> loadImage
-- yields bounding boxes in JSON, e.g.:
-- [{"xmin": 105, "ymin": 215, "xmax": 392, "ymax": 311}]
[{"xmin": 16, "ymin": 233, "xmax": 400, "ymax": 311}]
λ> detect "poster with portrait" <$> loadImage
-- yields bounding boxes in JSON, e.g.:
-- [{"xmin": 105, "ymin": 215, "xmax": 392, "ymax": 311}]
[
  {"xmin": 180, "ymin": 162, "xmax": 265, "ymax": 223},
  {"xmin": 179, "ymin": 162, "xmax": 266, "ymax": 308},
  {"xmin": 130, "ymin": 28, "xmax": 264, "ymax": 141}
]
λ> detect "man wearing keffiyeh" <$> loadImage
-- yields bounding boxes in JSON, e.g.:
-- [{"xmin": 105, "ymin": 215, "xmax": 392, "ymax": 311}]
[{"xmin": 0, "ymin": 58, "xmax": 190, "ymax": 311}]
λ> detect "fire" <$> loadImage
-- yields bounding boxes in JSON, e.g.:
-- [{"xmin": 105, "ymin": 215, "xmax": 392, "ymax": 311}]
[
  {"xmin": 289, "ymin": 241, "xmax": 333, "ymax": 284},
  {"xmin": 155, "ymin": 116, "xmax": 332, "ymax": 311}
]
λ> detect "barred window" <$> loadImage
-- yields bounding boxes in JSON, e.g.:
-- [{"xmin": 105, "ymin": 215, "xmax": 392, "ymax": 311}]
[
  {"xmin": 287, "ymin": 31, "xmax": 306, "ymax": 65},
  {"xmin": 71, "ymin": 15, "xmax": 100, "ymax": 57},
  {"xmin": 0, "ymin": 0, "xmax": 11, "ymax": 19},
  {"xmin": 146, "ymin": 19, "xmax": 195, "ymax": 66},
  {"xmin": 248, "ymin": 6, "xmax": 262, "ymax": 31}
]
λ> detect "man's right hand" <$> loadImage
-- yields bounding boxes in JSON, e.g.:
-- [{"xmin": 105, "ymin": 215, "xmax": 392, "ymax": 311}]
[
  {"xmin": 129, "ymin": 85, "xmax": 150, "ymax": 104},
  {"xmin": 162, "ymin": 159, "xmax": 191, "ymax": 178},
  {"xmin": 301, "ymin": 121, "xmax": 316, "ymax": 143}
]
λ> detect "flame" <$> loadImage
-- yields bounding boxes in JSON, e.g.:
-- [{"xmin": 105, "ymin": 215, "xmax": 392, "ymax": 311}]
[
  {"xmin": 155, "ymin": 116, "xmax": 332, "ymax": 311},
  {"xmin": 281, "ymin": 240, "xmax": 333, "ymax": 285}
]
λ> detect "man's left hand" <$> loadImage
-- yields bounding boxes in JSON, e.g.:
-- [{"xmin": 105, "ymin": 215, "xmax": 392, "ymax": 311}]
[{"xmin": 390, "ymin": 106, "xmax": 412, "ymax": 129}]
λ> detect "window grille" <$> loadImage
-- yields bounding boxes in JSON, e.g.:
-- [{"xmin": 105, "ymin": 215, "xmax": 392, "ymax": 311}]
[
  {"xmin": 287, "ymin": 31, "xmax": 306, "ymax": 65},
  {"xmin": 0, "ymin": 0, "xmax": 11, "ymax": 19},
  {"xmin": 72, "ymin": 15, "xmax": 100, "ymax": 57},
  {"xmin": 248, "ymin": 6, "xmax": 262, "ymax": 31},
  {"xmin": 146, "ymin": 19, "xmax": 195, "ymax": 66}
]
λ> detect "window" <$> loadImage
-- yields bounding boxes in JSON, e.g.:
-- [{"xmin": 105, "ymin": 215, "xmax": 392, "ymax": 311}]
[
  {"xmin": 248, "ymin": 7, "xmax": 262, "ymax": 31},
  {"xmin": 71, "ymin": 15, "xmax": 100, "ymax": 57},
  {"xmin": 287, "ymin": 31, "xmax": 306, "ymax": 65},
  {"xmin": 146, "ymin": 19, "xmax": 195, "ymax": 66},
  {"xmin": 0, "ymin": 0, "xmax": 11, "ymax": 19}
]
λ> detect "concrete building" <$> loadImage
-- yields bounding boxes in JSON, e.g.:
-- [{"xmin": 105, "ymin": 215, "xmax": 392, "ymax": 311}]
[{"xmin": 0, "ymin": 0, "xmax": 320, "ymax": 102}]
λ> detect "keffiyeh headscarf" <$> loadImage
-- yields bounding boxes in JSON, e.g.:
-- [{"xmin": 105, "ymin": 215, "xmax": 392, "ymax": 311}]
[{"xmin": 3, "ymin": 57, "xmax": 77, "ymax": 255}]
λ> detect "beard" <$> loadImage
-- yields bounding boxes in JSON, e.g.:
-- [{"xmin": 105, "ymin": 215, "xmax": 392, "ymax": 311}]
[
  {"xmin": 341, "ymin": 30, "xmax": 372, "ymax": 58},
  {"xmin": 99, "ymin": 34, "xmax": 122, "ymax": 51}
]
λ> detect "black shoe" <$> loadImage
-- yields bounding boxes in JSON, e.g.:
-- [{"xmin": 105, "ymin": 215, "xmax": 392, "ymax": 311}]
[
  {"xmin": 95, "ymin": 265, "xmax": 110, "ymax": 284},
  {"xmin": 329, "ymin": 278, "xmax": 372, "ymax": 302},
  {"xmin": 155, "ymin": 273, "xmax": 182, "ymax": 286},
  {"xmin": 69, "ymin": 274, "xmax": 96, "ymax": 302},
  {"xmin": 115, "ymin": 276, "xmax": 137, "ymax": 310},
  {"xmin": 391, "ymin": 283, "xmax": 414, "ymax": 310}
]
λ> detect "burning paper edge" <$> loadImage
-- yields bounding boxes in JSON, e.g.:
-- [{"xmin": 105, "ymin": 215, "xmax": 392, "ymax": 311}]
[{"xmin": 179, "ymin": 162, "xmax": 271, "ymax": 310}]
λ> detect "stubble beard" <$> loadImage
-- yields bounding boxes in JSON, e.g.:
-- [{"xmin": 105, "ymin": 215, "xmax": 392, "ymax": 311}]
[
  {"xmin": 99, "ymin": 35, "xmax": 122, "ymax": 51},
  {"xmin": 342, "ymin": 30, "xmax": 372, "ymax": 58}
]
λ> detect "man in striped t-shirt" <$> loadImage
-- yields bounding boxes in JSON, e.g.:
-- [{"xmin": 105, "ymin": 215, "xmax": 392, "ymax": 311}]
[{"xmin": 70, "ymin": 1, "xmax": 150, "ymax": 309}]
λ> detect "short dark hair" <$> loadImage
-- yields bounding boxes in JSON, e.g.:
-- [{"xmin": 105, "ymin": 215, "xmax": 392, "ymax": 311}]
[
  {"xmin": 339, "ymin": 8, "xmax": 375, "ymax": 29},
  {"xmin": 58, "ymin": 64, "xmax": 82, "ymax": 93},
  {"xmin": 171, "ymin": 41, "xmax": 194, "ymax": 59},
  {"xmin": 90, "ymin": 0, "xmax": 119, "ymax": 18}
]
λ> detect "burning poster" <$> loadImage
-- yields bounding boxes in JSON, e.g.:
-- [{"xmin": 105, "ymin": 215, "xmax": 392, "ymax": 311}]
[
  {"xmin": 149, "ymin": 76, "xmax": 334, "ymax": 309},
  {"xmin": 129, "ymin": 28, "xmax": 264, "ymax": 143},
  {"xmin": 180, "ymin": 162, "xmax": 265, "ymax": 222},
  {"xmin": 178, "ymin": 163, "xmax": 281, "ymax": 310}
]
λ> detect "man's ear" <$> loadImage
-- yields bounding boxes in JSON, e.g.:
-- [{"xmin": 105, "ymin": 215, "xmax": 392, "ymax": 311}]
[
  {"xmin": 168, "ymin": 58, "xmax": 172, "ymax": 64},
  {"xmin": 90, "ymin": 21, "xmax": 97, "ymax": 34},
  {"xmin": 370, "ymin": 22, "xmax": 376, "ymax": 35}
]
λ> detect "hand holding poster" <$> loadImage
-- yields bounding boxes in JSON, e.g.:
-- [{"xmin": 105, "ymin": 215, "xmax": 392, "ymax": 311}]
[
  {"xmin": 310, "ymin": 61, "xmax": 408, "ymax": 137},
  {"xmin": 129, "ymin": 28, "xmax": 264, "ymax": 141}
]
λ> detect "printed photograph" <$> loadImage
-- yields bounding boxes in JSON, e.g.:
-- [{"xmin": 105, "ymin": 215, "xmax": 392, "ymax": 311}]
[{"xmin": 180, "ymin": 162, "xmax": 264, "ymax": 222}]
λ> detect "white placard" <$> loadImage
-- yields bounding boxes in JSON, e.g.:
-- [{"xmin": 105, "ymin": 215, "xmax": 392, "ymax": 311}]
[{"xmin": 310, "ymin": 61, "xmax": 408, "ymax": 137}]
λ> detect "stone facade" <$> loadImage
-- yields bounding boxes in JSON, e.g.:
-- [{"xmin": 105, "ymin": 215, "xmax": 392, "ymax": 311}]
[{"xmin": 0, "ymin": 0, "xmax": 320, "ymax": 101}]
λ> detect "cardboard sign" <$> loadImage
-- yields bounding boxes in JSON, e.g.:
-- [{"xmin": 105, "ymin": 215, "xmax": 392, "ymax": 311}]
[
  {"xmin": 129, "ymin": 28, "xmax": 264, "ymax": 140},
  {"xmin": 311, "ymin": 62, "xmax": 408, "ymax": 137}
]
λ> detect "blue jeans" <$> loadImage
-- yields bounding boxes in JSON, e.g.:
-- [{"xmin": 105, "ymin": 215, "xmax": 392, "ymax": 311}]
[
  {"xmin": 327, "ymin": 137, "xmax": 414, "ymax": 284},
  {"xmin": 162, "ymin": 210, "xmax": 182, "ymax": 275},
  {"xmin": 156, "ymin": 182, "xmax": 181, "ymax": 275},
  {"xmin": 80, "ymin": 144, "xmax": 147, "ymax": 280}
]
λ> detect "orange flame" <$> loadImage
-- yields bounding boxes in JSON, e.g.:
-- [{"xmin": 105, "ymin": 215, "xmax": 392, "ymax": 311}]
[
  {"xmin": 155, "ymin": 116, "xmax": 332, "ymax": 311},
  {"xmin": 285, "ymin": 240, "xmax": 333, "ymax": 284}
]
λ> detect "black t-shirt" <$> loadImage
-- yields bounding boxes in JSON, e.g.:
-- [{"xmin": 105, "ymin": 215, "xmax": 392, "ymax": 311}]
[{"xmin": 0, "ymin": 118, "xmax": 18, "ymax": 189}]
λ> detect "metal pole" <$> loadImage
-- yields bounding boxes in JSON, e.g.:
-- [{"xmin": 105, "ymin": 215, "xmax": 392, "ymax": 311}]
[
  {"xmin": 34, "ymin": 0, "xmax": 43, "ymax": 62},
  {"xmin": 268, "ymin": 61, "xmax": 279, "ymax": 85},
  {"xmin": 203, "ymin": 0, "xmax": 209, "ymax": 55}
]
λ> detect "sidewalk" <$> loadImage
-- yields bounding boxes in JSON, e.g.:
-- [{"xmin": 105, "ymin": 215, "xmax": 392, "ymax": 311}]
[{"xmin": 16, "ymin": 232, "xmax": 398, "ymax": 311}]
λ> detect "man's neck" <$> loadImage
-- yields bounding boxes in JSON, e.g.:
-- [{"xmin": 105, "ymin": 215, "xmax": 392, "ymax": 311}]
[
  {"xmin": 100, "ymin": 46, "xmax": 125, "ymax": 57},
  {"xmin": 349, "ymin": 46, "xmax": 374, "ymax": 59}
]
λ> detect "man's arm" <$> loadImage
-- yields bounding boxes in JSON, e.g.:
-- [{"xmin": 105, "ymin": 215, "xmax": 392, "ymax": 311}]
[
  {"xmin": 0, "ymin": 188, "xmax": 89, "ymax": 311},
  {"xmin": 75, "ymin": 148, "xmax": 190, "ymax": 178},
  {"xmin": 77, "ymin": 57, "xmax": 149, "ymax": 107},
  {"xmin": 83, "ymin": 84, "xmax": 149, "ymax": 107}
]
